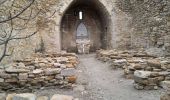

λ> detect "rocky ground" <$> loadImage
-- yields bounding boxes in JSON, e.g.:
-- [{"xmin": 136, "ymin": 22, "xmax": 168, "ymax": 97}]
[
  {"xmin": 1, "ymin": 53, "xmax": 169, "ymax": 100},
  {"xmin": 19, "ymin": 54, "xmax": 166, "ymax": 100}
]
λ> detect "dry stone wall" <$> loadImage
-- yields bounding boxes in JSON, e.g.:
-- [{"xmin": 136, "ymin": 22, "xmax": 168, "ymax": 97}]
[
  {"xmin": 115, "ymin": 0, "xmax": 170, "ymax": 56},
  {"xmin": 0, "ymin": 52, "xmax": 78, "ymax": 92},
  {"xmin": 96, "ymin": 49, "xmax": 170, "ymax": 90},
  {"xmin": 0, "ymin": 93, "xmax": 79, "ymax": 100}
]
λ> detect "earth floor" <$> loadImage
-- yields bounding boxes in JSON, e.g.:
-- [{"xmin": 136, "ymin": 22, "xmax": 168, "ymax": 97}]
[{"xmin": 35, "ymin": 54, "xmax": 165, "ymax": 100}]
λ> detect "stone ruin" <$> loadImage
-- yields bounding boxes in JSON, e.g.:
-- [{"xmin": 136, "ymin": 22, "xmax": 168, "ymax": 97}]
[
  {"xmin": 0, "ymin": 52, "xmax": 78, "ymax": 92},
  {"xmin": 96, "ymin": 49, "xmax": 170, "ymax": 100},
  {"xmin": 0, "ymin": 93, "xmax": 78, "ymax": 100},
  {"xmin": 96, "ymin": 49, "xmax": 170, "ymax": 89}
]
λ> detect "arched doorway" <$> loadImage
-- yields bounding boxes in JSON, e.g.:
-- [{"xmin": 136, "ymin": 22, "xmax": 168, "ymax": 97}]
[{"xmin": 60, "ymin": 0, "xmax": 111, "ymax": 53}]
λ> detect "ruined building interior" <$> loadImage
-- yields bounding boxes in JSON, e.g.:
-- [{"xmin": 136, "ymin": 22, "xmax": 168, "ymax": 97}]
[{"xmin": 0, "ymin": 0, "xmax": 170, "ymax": 100}]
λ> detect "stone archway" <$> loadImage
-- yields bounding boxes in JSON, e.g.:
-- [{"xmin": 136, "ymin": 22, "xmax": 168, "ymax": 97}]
[{"xmin": 60, "ymin": 0, "xmax": 111, "ymax": 53}]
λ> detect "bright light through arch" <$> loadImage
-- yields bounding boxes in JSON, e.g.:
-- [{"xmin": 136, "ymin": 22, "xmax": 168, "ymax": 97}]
[{"xmin": 79, "ymin": 11, "xmax": 83, "ymax": 20}]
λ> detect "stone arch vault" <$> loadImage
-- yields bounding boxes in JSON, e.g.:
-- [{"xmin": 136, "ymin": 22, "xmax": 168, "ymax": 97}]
[{"xmin": 59, "ymin": 0, "xmax": 112, "ymax": 53}]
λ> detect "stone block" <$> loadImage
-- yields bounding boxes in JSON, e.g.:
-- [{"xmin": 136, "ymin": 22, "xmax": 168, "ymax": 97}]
[
  {"xmin": 147, "ymin": 60, "xmax": 161, "ymax": 68},
  {"xmin": 66, "ymin": 76, "xmax": 77, "ymax": 83},
  {"xmin": 19, "ymin": 73, "xmax": 28, "ymax": 80},
  {"xmin": 33, "ymin": 69, "xmax": 43, "ymax": 74},
  {"xmin": 6, "ymin": 93, "xmax": 16, "ymax": 100},
  {"xmin": 44, "ymin": 68, "xmax": 61, "ymax": 75},
  {"xmin": 61, "ymin": 68, "xmax": 76, "ymax": 76},
  {"xmin": 160, "ymin": 93, "xmax": 170, "ymax": 100},
  {"xmin": 0, "ymin": 78, "xmax": 4, "ymax": 83},
  {"xmin": 50, "ymin": 94, "xmax": 73, "ymax": 100},
  {"xmin": 160, "ymin": 81, "xmax": 170, "ymax": 90},
  {"xmin": 13, "ymin": 93, "xmax": 36, "ymax": 100},
  {"xmin": 0, "ymin": 93, "xmax": 6, "ymax": 100},
  {"xmin": 5, "ymin": 78, "xmax": 18, "ymax": 83},
  {"xmin": 36, "ymin": 96, "xmax": 48, "ymax": 100},
  {"xmin": 5, "ymin": 67, "xmax": 29, "ymax": 73}
]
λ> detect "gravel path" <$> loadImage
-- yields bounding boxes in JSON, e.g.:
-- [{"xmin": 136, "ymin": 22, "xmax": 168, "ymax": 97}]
[
  {"xmin": 35, "ymin": 54, "xmax": 165, "ymax": 100},
  {"xmin": 77, "ymin": 54, "xmax": 164, "ymax": 100}
]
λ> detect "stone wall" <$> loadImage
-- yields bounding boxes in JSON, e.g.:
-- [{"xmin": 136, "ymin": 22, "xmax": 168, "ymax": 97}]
[
  {"xmin": 0, "ymin": 52, "xmax": 78, "ymax": 92},
  {"xmin": 96, "ymin": 49, "xmax": 170, "ymax": 90},
  {"xmin": 115, "ymin": 0, "xmax": 170, "ymax": 56},
  {"xmin": 0, "ymin": 0, "xmax": 170, "ymax": 64}
]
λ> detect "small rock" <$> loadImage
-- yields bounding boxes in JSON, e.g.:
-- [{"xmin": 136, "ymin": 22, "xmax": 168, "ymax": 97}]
[
  {"xmin": 6, "ymin": 93, "xmax": 16, "ymax": 100},
  {"xmin": 18, "ymin": 73, "xmax": 28, "ymax": 80},
  {"xmin": 147, "ymin": 60, "xmax": 161, "ymax": 68},
  {"xmin": 160, "ymin": 81, "xmax": 170, "ymax": 90},
  {"xmin": 160, "ymin": 93, "xmax": 170, "ymax": 100},
  {"xmin": 13, "ymin": 93, "xmax": 36, "ymax": 100},
  {"xmin": 36, "ymin": 96, "xmax": 48, "ymax": 100},
  {"xmin": 0, "ymin": 93, "xmax": 6, "ymax": 100},
  {"xmin": 53, "ymin": 63, "xmax": 61, "ymax": 67},
  {"xmin": 33, "ymin": 69, "xmax": 43, "ymax": 74},
  {"xmin": 66, "ymin": 76, "xmax": 77, "ymax": 83},
  {"xmin": 0, "ymin": 78, "xmax": 4, "ymax": 82},
  {"xmin": 44, "ymin": 68, "xmax": 61, "ymax": 75},
  {"xmin": 5, "ymin": 67, "xmax": 29, "ymax": 73},
  {"xmin": 134, "ymin": 70, "xmax": 151, "ymax": 79},
  {"xmin": 51, "ymin": 94, "xmax": 73, "ymax": 100},
  {"xmin": 61, "ymin": 68, "xmax": 76, "ymax": 76},
  {"xmin": 17, "ymin": 63, "xmax": 25, "ymax": 68}
]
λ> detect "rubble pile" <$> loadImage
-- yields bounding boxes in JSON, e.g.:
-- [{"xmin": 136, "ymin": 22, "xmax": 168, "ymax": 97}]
[
  {"xmin": 160, "ymin": 81, "xmax": 170, "ymax": 100},
  {"xmin": 0, "ymin": 52, "xmax": 78, "ymax": 92},
  {"xmin": 0, "ymin": 93, "xmax": 79, "ymax": 100},
  {"xmin": 96, "ymin": 49, "xmax": 170, "ymax": 90},
  {"xmin": 133, "ymin": 71, "xmax": 170, "ymax": 90}
]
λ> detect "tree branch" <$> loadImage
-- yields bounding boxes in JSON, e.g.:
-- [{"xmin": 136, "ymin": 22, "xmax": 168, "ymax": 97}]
[{"xmin": 0, "ymin": 0, "xmax": 35, "ymax": 23}]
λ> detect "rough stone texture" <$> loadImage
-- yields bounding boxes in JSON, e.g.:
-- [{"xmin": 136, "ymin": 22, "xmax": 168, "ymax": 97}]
[
  {"xmin": 6, "ymin": 94, "xmax": 16, "ymax": 100},
  {"xmin": 36, "ymin": 96, "xmax": 49, "ymax": 100},
  {"xmin": 13, "ymin": 93, "xmax": 36, "ymax": 100},
  {"xmin": 160, "ymin": 93, "xmax": 170, "ymax": 100},
  {"xmin": 2, "ymin": 93, "xmax": 77, "ymax": 100},
  {"xmin": 96, "ymin": 49, "xmax": 170, "ymax": 90},
  {"xmin": 61, "ymin": 68, "xmax": 76, "ymax": 77},
  {"xmin": 97, "ymin": 49, "xmax": 170, "ymax": 79},
  {"xmin": 134, "ymin": 70, "xmax": 170, "ymax": 90},
  {"xmin": 0, "ymin": 93, "xmax": 6, "ymax": 100},
  {"xmin": 50, "ymin": 94, "xmax": 74, "ymax": 100},
  {"xmin": 0, "ymin": 53, "xmax": 78, "ymax": 92},
  {"xmin": 0, "ymin": 0, "xmax": 169, "ymax": 64}
]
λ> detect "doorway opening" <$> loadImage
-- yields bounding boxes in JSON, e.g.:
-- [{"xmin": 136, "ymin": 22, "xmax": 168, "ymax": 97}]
[{"xmin": 60, "ymin": 0, "xmax": 111, "ymax": 53}]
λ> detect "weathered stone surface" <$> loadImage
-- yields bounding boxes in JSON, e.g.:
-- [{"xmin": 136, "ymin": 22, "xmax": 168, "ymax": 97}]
[
  {"xmin": 17, "ymin": 63, "xmax": 26, "ymax": 68},
  {"xmin": 5, "ymin": 67, "xmax": 29, "ymax": 73},
  {"xmin": 50, "ymin": 94, "xmax": 73, "ymax": 100},
  {"xmin": 36, "ymin": 96, "xmax": 49, "ymax": 100},
  {"xmin": 44, "ymin": 68, "xmax": 61, "ymax": 75},
  {"xmin": 61, "ymin": 68, "xmax": 76, "ymax": 76},
  {"xmin": 53, "ymin": 63, "xmax": 61, "ymax": 67},
  {"xmin": 0, "ymin": 78, "xmax": 4, "ymax": 82},
  {"xmin": 160, "ymin": 81, "xmax": 170, "ymax": 90},
  {"xmin": 18, "ymin": 73, "xmax": 28, "ymax": 80},
  {"xmin": 160, "ymin": 93, "xmax": 170, "ymax": 100},
  {"xmin": 66, "ymin": 76, "xmax": 77, "ymax": 83},
  {"xmin": 0, "ymin": 93, "xmax": 6, "ymax": 100},
  {"xmin": 57, "ymin": 57, "xmax": 68, "ymax": 63},
  {"xmin": 33, "ymin": 69, "xmax": 43, "ymax": 74},
  {"xmin": 147, "ymin": 60, "xmax": 161, "ymax": 68},
  {"xmin": 6, "ymin": 93, "xmax": 16, "ymax": 100},
  {"xmin": 5, "ymin": 78, "xmax": 18, "ymax": 83},
  {"xmin": 0, "ymin": 52, "xmax": 78, "ymax": 92},
  {"xmin": 134, "ymin": 71, "xmax": 151, "ymax": 79},
  {"xmin": 13, "ymin": 93, "xmax": 36, "ymax": 100}
]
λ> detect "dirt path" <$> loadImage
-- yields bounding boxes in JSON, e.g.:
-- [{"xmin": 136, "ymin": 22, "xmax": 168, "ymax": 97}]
[
  {"xmin": 36, "ymin": 54, "xmax": 164, "ymax": 100},
  {"xmin": 77, "ymin": 54, "xmax": 164, "ymax": 100}
]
